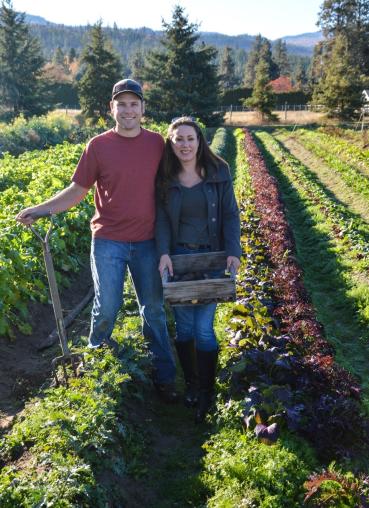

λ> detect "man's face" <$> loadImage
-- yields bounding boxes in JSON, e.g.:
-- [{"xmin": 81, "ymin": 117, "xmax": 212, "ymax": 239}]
[{"xmin": 110, "ymin": 92, "xmax": 145, "ymax": 134}]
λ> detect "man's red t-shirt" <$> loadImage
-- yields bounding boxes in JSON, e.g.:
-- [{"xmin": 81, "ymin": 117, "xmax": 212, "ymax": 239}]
[{"xmin": 72, "ymin": 128, "xmax": 164, "ymax": 242}]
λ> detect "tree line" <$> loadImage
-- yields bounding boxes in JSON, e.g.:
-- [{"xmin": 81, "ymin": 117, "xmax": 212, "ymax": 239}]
[{"xmin": 0, "ymin": 0, "xmax": 368, "ymax": 122}]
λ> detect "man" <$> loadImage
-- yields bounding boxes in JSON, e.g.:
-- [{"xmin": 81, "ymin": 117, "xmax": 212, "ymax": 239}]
[{"xmin": 16, "ymin": 79, "xmax": 177, "ymax": 402}]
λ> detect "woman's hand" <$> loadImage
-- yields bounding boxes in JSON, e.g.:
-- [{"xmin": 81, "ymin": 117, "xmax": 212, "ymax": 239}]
[
  {"xmin": 159, "ymin": 254, "xmax": 173, "ymax": 277},
  {"xmin": 227, "ymin": 256, "xmax": 240, "ymax": 274}
]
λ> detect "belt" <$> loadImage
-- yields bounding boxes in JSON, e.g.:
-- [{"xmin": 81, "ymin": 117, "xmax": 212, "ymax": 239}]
[{"xmin": 177, "ymin": 242, "xmax": 210, "ymax": 250}]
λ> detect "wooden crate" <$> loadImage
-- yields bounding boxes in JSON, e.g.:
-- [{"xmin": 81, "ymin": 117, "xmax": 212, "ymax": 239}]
[{"xmin": 161, "ymin": 251, "xmax": 236, "ymax": 306}]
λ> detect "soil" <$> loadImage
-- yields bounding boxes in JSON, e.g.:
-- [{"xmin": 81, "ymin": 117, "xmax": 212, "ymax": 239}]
[{"xmin": 0, "ymin": 262, "xmax": 93, "ymax": 430}]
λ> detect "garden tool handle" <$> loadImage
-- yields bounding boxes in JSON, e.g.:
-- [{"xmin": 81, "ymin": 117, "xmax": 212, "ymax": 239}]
[{"xmin": 29, "ymin": 217, "xmax": 70, "ymax": 356}]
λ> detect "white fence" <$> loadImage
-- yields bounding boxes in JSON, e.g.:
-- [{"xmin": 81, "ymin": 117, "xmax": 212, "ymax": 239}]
[{"xmin": 218, "ymin": 104, "xmax": 325, "ymax": 113}]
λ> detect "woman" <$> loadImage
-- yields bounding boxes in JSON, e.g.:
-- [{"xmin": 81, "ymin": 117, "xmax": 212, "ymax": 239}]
[{"xmin": 156, "ymin": 117, "xmax": 241, "ymax": 423}]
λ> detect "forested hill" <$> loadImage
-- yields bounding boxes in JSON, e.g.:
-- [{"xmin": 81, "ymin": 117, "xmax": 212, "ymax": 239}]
[{"xmin": 25, "ymin": 14, "xmax": 322, "ymax": 60}]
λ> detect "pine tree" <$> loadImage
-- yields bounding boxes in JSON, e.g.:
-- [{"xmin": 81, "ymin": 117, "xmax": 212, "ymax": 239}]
[
  {"xmin": 273, "ymin": 39, "xmax": 290, "ymax": 77},
  {"xmin": 244, "ymin": 59, "xmax": 276, "ymax": 121},
  {"xmin": 143, "ymin": 5, "xmax": 221, "ymax": 125},
  {"xmin": 312, "ymin": 33, "xmax": 362, "ymax": 118},
  {"xmin": 0, "ymin": 0, "xmax": 46, "ymax": 117},
  {"xmin": 243, "ymin": 34, "xmax": 263, "ymax": 87},
  {"xmin": 53, "ymin": 46, "xmax": 65, "ymax": 67},
  {"xmin": 318, "ymin": 0, "xmax": 369, "ymax": 75},
  {"xmin": 78, "ymin": 20, "xmax": 122, "ymax": 121},
  {"xmin": 292, "ymin": 61, "xmax": 308, "ymax": 91},
  {"xmin": 218, "ymin": 46, "xmax": 237, "ymax": 90},
  {"xmin": 244, "ymin": 35, "xmax": 277, "ymax": 87},
  {"xmin": 68, "ymin": 47, "xmax": 77, "ymax": 64},
  {"xmin": 129, "ymin": 49, "xmax": 146, "ymax": 83}
]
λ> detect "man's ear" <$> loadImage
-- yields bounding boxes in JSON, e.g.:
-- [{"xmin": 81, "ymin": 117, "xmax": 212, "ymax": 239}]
[{"xmin": 142, "ymin": 101, "xmax": 145, "ymax": 115}]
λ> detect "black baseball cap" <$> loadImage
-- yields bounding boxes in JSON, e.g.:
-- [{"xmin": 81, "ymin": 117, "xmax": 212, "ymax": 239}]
[{"xmin": 112, "ymin": 79, "xmax": 144, "ymax": 101}]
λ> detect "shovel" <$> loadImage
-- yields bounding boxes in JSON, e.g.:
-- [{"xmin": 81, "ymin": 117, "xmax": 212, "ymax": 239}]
[{"xmin": 28, "ymin": 213, "xmax": 84, "ymax": 386}]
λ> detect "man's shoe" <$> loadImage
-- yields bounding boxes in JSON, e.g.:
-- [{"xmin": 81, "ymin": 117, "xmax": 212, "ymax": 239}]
[{"xmin": 154, "ymin": 382, "xmax": 179, "ymax": 404}]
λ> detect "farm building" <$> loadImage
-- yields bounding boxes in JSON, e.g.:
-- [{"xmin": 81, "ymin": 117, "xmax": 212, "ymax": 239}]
[{"xmin": 269, "ymin": 76, "xmax": 294, "ymax": 93}]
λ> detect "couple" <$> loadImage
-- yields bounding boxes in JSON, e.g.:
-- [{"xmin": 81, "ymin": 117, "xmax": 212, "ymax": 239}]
[{"xmin": 16, "ymin": 79, "xmax": 241, "ymax": 423}]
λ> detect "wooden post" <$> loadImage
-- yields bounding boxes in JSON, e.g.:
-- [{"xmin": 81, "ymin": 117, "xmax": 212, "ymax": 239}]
[{"xmin": 284, "ymin": 101, "xmax": 287, "ymax": 122}]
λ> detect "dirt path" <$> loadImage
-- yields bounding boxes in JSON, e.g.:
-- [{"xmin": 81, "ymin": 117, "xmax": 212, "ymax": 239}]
[
  {"xmin": 276, "ymin": 133, "xmax": 369, "ymax": 225},
  {"xmin": 118, "ymin": 392, "xmax": 209, "ymax": 508},
  {"xmin": 0, "ymin": 262, "xmax": 92, "ymax": 429}
]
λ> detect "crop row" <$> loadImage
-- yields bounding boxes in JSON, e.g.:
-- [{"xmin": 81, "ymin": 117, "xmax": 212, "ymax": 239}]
[
  {"xmin": 203, "ymin": 129, "xmax": 369, "ymax": 507},
  {"xmin": 255, "ymin": 131, "xmax": 369, "ymax": 327},
  {"xmin": 309, "ymin": 127, "xmax": 369, "ymax": 176},
  {"xmin": 290, "ymin": 128, "xmax": 369, "ymax": 198},
  {"xmin": 0, "ymin": 120, "xmax": 169, "ymax": 339},
  {"xmin": 0, "ymin": 313, "xmax": 153, "ymax": 506},
  {"xmin": 0, "ymin": 142, "xmax": 93, "ymax": 337}
]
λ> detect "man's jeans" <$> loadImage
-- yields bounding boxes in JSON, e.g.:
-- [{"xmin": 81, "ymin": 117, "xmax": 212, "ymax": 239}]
[
  {"xmin": 89, "ymin": 237, "xmax": 176, "ymax": 384},
  {"xmin": 173, "ymin": 245, "xmax": 218, "ymax": 352}
]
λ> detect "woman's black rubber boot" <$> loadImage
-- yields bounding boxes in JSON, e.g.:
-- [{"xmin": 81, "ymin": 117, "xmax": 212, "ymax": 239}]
[
  {"xmin": 175, "ymin": 340, "xmax": 198, "ymax": 407},
  {"xmin": 194, "ymin": 349, "xmax": 218, "ymax": 424}
]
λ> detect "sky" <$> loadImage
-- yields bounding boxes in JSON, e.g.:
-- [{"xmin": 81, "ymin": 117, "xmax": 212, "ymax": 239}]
[{"xmin": 12, "ymin": 0, "xmax": 323, "ymax": 40}]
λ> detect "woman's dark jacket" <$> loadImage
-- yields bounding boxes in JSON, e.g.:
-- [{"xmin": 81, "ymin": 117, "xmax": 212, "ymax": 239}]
[{"xmin": 155, "ymin": 162, "xmax": 242, "ymax": 259}]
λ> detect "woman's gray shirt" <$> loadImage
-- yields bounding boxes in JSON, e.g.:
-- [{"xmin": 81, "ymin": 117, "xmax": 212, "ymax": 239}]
[{"xmin": 155, "ymin": 162, "xmax": 242, "ymax": 259}]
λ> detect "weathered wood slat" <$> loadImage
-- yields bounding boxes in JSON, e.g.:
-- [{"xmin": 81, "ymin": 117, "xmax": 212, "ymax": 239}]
[
  {"xmin": 170, "ymin": 251, "xmax": 227, "ymax": 274},
  {"xmin": 162, "ymin": 251, "xmax": 236, "ymax": 306}
]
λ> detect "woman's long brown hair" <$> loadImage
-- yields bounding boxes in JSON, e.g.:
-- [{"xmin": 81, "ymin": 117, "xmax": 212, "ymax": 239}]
[{"xmin": 156, "ymin": 117, "xmax": 226, "ymax": 202}]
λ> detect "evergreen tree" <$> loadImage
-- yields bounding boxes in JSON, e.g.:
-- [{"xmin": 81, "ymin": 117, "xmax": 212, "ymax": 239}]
[
  {"xmin": 143, "ymin": 5, "xmax": 221, "ymax": 125},
  {"xmin": 78, "ymin": 20, "xmax": 122, "ymax": 121},
  {"xmin": 53, "ymin": 46, "xmax": 65, "ymax": 66},
  {"xmin": 273, "ymin": 39, "xmax": 290, "ymax": 77},
  {"xmin": 312, "ymin": 33, "xmax": 362, "ymax": 118},
  {"xmin": 218, "ymin": 46, "xmax": 237, "ymax": 90},
  {"xmin": 243, "ymin": 34, "xmax": 263, "ymax": 87},
  {"xmin": 243, "ymin": 58, "xmax": 276, "ymax": 121},
  {"xmin": 292, "ymin": 61, "xmax": 308, "ymax": 91},
  {"xmin": 318, "ymin": 0, "xmax": 369, "ymax": 75},
  {"xmin": 244, "ymin": 35, "xmax": 277, "ymax": 87},
  {"xmin": 0, "ymin": 0, "xmax": 47, "ymax": 117},
  {"xmin": 129, "ymin": 49, "xmax": 146, "ymax": 83},
  {"xmin": 68, "ymin": 47, "xmax": 77, "ymax": 64}
]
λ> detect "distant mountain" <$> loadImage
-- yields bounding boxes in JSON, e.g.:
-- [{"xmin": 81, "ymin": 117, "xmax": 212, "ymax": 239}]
[
  {"xmin": 25, "ymin": 14, "xmax": 54, "ymax": 26},
  {"xmin": 24, "ymin": 12, "xmax": 321, "ymax": 59},
  {"xmin": 281, "ymin": 31, "xmax": 323, "ymax": 48}
]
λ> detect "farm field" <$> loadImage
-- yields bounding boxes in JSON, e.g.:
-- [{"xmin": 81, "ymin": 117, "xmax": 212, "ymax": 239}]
[
  {"xmin": 224, "ymin": 109, "xmax": 328, "ymax": 126},
  {"xmin": 0, "ymin": 125, "xmax": 369, "ymax": 506}
]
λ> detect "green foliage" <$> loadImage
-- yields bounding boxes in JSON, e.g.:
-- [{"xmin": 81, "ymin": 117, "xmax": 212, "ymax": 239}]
[
  {"xmin": 0, "ymin": 0, "xmax": 47, "ymax": 118},
  {"xmin": 143, "ymin": 5, "xmax": 222, "ymax": 126},
  {"xmin": 0, "ymin": 142, "xmax": 92, "ymax": 337},
  {"xmin": 243, "ymin": 35, "xmax": 277, "ymax": 88},
  {"xmin": 0, "ymin": 112, "xmax": 77, "ymax": 156},
  {"xmin": 78, "ymin": 20, "xmax": 122, "ymax": 122},
  {"xmin": 304, "ymin": 465, "xmax": 369, "ymax": 507},
  {"xmin": 273, "ymin": 39, "xmax": 290, "ymax": 78},
  {"xmin": 244, "ymin": 59, "xmax": 277, "ymax": 121},
  {"xmin": 0, "ymin": 335, "xmax": 151, "ymax": 507},
  {"xmin": 202, "ymin": 426, "xmax": 314, "ymax": 507},
  {"xmin": 318, "ymin": 0, "xmax": 369, "ymax": 76},
  {"xmin": 254, "ymin": 129, "xmax": 369, "ymax": 400},
  {"xmin": 311, "ymin": 34, "xmax": 363, "ymax": 119},
  {"xmin": 210, "ymin": 127, "xmax": 237, "ymax": 170},
  {"xmin": 218, "ymin": 46, "xmax": 238, "ymax": 90}
]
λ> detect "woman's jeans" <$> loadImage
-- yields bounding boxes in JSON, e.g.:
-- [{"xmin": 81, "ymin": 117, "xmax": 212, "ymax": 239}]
[
  {"xmin": 173, "ymin": 245, "xmax": 218, "ymax": 352},
  {"xmin": 89, "ymin": 237, "xmax": 176, "ymax": 385}
]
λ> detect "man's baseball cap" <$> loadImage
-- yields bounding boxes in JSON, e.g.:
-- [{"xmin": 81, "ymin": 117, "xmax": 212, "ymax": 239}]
[{"xmin": 112, "ymin": 79, "xmax": 144, "ymax": 101}]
